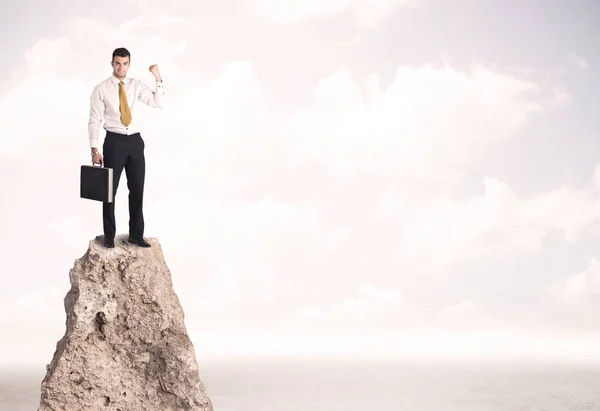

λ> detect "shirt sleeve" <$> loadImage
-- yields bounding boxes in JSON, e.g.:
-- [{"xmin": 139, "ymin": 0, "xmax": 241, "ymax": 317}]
[
  {"xmin": 138, "ymin": 79, "xmax": 164, "ymax": 108},
  {"xmin": 88, "ymin": 85, "xmax": 104, "ymax": 149}
]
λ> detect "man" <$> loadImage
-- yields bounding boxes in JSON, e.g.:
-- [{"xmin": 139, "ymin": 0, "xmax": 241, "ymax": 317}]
[{"xmin": 88, "ymin": 47, "xmax": 164, "ymax": 248}]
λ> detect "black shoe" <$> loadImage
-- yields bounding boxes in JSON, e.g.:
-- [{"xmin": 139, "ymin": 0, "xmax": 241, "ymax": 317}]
[
  {"xmin": 128, "ymin": 237, "xmax": 151, "ymax": 247},
  {"xmin": 103, "ymin": 236, "xmax": 115, "ymax": 248}
]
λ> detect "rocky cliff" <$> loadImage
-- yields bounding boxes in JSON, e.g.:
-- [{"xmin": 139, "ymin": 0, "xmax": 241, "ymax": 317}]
[{"xmin": 38, "ymin": 234, "xmax": 213, "ymax": 411}]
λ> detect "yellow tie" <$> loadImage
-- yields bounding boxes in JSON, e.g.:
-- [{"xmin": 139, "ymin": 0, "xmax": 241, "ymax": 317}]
[{"xmin": 118, "ymin": 81, "xmax": 132, "ymax": 127}]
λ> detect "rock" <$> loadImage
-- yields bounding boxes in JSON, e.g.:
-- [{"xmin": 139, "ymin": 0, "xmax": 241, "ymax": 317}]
[{"xmin": 38, "ymin": 234, "xmax": 214, "ymax": 411}]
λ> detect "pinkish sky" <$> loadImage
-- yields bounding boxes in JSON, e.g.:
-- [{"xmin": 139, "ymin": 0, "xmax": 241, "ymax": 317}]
[{"xmin": 1, "ymin": 0, "xmax": 600, "ymax": 362}]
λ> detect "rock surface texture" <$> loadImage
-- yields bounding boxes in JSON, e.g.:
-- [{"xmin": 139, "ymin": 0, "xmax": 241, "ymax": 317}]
[{"xmin": 38, "ymin": 234, "xmax": 213, "ymax": 411}]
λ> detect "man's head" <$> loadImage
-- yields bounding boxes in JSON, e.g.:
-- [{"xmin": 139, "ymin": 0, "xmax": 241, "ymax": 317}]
[{"xmin": 111, "ymin": 47, "xmax": 130, "ymax": 80}]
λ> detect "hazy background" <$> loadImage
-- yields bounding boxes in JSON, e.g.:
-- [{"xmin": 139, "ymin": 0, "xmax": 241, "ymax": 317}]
[{"xmin": 1, "ymin": 0, "xmax": 600, "ymax": 365}]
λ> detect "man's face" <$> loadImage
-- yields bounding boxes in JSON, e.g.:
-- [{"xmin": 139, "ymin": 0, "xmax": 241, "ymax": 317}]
[{"xmin": 112, "ymin": 56, "xmax": 130, "ymax": 78}]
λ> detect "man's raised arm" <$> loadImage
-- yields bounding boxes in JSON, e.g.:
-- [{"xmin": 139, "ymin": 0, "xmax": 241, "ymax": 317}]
[{"xmin": 138, "ymin": 63, "xmax": 164, "ymax": 108}]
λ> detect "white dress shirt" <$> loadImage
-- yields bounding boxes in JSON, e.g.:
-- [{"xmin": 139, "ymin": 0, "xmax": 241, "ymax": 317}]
[{"xmin": 88, "ymin": 74, "xmax": 164, "ymax": 149}]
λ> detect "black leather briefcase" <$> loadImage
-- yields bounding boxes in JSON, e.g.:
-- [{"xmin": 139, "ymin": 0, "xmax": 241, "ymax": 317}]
[{"xmin": 80, "ymin": 164, "xmax": 114, "ymax": 203}]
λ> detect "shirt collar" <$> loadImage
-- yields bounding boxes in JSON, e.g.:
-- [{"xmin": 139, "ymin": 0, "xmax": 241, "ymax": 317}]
[{"xmin": 110, "ymin": 75, "xmax": 129, "ymax": 86}]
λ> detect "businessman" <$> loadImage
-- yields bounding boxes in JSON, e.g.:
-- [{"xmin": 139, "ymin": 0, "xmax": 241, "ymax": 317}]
[{"xmin": 88, "ymin": 47, "xmax": 164, "ymax": 248}]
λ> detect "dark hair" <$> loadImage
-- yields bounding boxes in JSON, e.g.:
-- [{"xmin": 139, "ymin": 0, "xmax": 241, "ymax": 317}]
[{"xmin": 112, "ymin": 47, "xmax": 130, "ymax": 62}]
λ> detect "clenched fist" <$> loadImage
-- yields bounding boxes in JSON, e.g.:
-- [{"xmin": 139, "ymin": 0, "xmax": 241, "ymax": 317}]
[{"xmin": 149, "ymin": 64, "xmax": 161, "ymax": 79}]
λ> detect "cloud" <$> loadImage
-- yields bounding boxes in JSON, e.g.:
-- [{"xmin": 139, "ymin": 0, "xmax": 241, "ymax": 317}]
[
  {"xmin": 370, "ymin": 175, "xmax": 600, "ymax": 269},
  {"xmin": 437, "ymin": 300, "xmax": 478, "ymax": 322},
  {"xmin": 568, "ymin": 53, "xmax": 588, "ymax": 70},
  {"xmin": 329, "ymin": 284, "xmax": 402, "ymax": 318},
  {"xmin": 243, "ymin": 0, "xmax": 417, "ymax": 26},
  {"xmin": 287, "ymin": 284, "xmax": 403, "ymax": 334},
  {"xmin": 125, "ymin": 0, "xmax": 415, "ymax": 27},
  {"xmin": 134, "ymin": 59, "xmax": 574, "ymax": 294},
  {"xmin": 0, "ymin": 38, "xmax": 89, "ymax": 157},
  {"xmin": 549, "ymin": 257, "xmax": 600, "ymax": 304},
  {"xmin": 432, "ymin": 299, "xmax": 511, "ymax": 334},
  {"xmin": 0, "ymin": 288, "xmax": 65, "ymax": 335},
  {"xmin": 283, "ymin": 64, "xmax": 547, "ymax": 184}
]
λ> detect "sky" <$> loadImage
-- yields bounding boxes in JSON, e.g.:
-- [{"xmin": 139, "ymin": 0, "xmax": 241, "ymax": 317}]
[{"xmin": 1, "ymin": 0, "xmax": 600, "ymax": 364}]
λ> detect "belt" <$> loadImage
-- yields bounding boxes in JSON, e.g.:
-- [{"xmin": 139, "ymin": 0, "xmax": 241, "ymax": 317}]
[{"xmin": 106, "ymin": 130, "xmax": 140, "ymax": 137}]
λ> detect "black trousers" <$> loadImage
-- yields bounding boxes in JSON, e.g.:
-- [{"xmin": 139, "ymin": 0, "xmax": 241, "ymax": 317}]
[{"xmin": 102, "ymin": 130, "xmax": 146, "ymax": 240}]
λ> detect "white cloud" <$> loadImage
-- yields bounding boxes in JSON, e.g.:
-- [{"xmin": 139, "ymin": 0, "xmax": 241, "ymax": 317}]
[
  {"xmin": 288, "ymin": 284, "xmax": 403, "ymax": 334},
  {"xmin": 330, "ymin": 284, "xmax": 402, "ymax": 318},
  {"xmin": 150, "ymin": 195, "xmax": 353, "ymax": 332},
  {"xmin": 244, "ymin": 0, "xmax": 416, "ymax": 26},
  {"xmin": 126, "ymin": 58, "xmax": 573, "ymax": 289},
  {"xmin": 126, "ymin": 0, "xmax": 415, "ymax": 27},
  {"xmin": 433, "ymin": 299, "xmax": 505, "ymax": 334},
  {"xmin": 0, "ymin": 38, "xmax": 90, "ymax": 157},
  {"xmin": 283, "ymin": 64, "xmax": 546, "ymax": 183},
  {"xmin": 549, "ymin": 257, "xmax": 600, "ymax": 304},
  {"xmin": 0, "ymin": 289, "xmax": 65, "ymax": 334},
  {"xmin": 370, "ymin": 176, "xmax": 600, "ymax": 269},
  {"xmin": 437, "ymin": 300, "xmax": 478, "ymax": 322}
]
